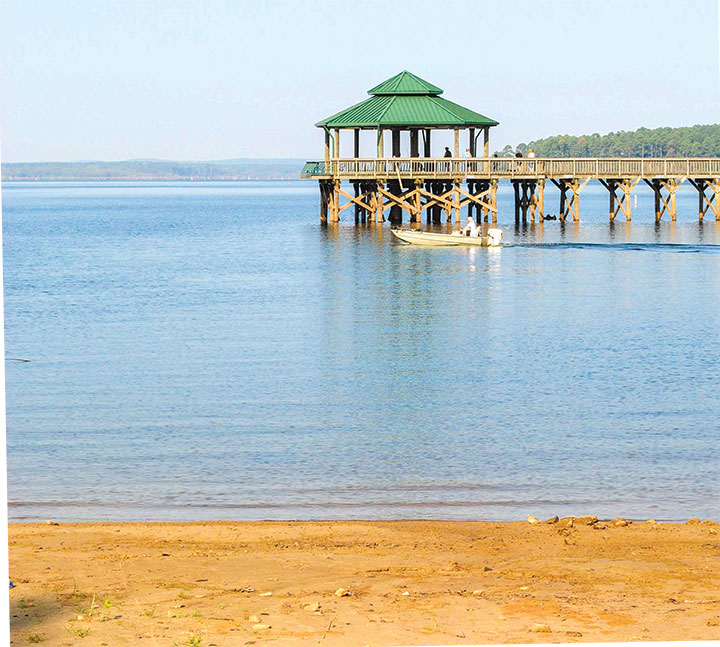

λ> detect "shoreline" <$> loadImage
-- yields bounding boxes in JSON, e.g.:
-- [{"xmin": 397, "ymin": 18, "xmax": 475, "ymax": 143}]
[{"xmin": 9, "ymin": 518, "xmax": 720, "ymax": 645}]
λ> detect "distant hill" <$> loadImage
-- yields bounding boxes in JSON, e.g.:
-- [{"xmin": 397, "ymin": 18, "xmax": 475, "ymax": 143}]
[
  {"xmin": 1, "ymin": 159, "xmax": 307, "ymax": 181},
  {"xmin": 495, "ymin": 124, "xmax": 720, "ymax": 158}
]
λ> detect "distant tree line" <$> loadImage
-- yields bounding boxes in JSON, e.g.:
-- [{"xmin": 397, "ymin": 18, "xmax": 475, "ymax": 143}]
[
  {"xmin": 495, "ymin": 124, "xmax": 720, "ymax": 158},
  {"xmin": 2, "ymin": 159, "xmax": 306, "ymax": 181}
]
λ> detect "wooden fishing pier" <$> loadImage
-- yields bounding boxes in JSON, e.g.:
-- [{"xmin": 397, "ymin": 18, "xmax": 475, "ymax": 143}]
[{"xmin": 302, "ymin": 71, "xmax": 720, "ymax": 225}]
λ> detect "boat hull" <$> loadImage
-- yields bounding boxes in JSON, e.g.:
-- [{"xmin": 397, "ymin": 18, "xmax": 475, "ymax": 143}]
[{"xmin": 391, "ymin": 229, "xmax": 502, "ymax": 247}]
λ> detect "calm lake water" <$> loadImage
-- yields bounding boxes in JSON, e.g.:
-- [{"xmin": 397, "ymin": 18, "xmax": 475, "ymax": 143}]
[{"xmin": 3, "ymin": 180, "xmax": 719, "ymax": 522}]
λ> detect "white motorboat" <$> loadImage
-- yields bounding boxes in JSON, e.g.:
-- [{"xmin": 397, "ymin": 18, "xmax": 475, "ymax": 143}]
[{"xmin": 391, "ymin": 228, "xmax": 503, "ymax": 247}]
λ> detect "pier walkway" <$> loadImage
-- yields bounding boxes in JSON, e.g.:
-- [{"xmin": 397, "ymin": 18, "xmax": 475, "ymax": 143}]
[{"xmin": 301, "ymin": 157, "xmax": 720, "ymax": 224}]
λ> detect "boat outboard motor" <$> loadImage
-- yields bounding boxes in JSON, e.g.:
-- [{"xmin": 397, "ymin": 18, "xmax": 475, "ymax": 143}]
[{"xmin": 487, "ymin": 228, "xmax": 503, "ymax": 246}]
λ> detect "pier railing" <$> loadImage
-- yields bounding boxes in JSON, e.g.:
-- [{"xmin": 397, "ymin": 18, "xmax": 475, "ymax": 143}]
[{"xmin": 301, "ymin": 158, "xmax": 720, "ymax": 180}]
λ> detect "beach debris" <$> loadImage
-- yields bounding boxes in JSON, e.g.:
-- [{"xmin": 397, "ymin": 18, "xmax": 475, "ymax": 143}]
[
  {"xmin": 401, "ymin": 591, "xmax": 410, "ymax": 596},
  {"xmin": 530, "ymin": 623, "xmax": 551, "ymax": 632},
  {"xmin": 334, "ymin": 588, "xmax": 351, "ymax": 597},
  {"xmin": 44, "ymin": 521, "xmax": 59, "ymax": 526},
  {"xmin": 238, "ymin": 587, "xmax": 255, "ymax": 593},
  {"xmin": 709, "ymin": 529, "xmax": 717, "ymax": 535},
  {"xmin": 472, "ymin": 589, "xmax": 483, "ymax": 596},
  {"xmin": 258, "ymin": 592, "xmax": 273, "ymax": 597},
  {"xmin": 252, "ymin": 623, "xmax": 271, "ymax": 630},
  {"xmin": 686, "ymin": 518, "xmax": 701, "ymax": 525},
  {"xmin": 519, "ymin": 586, "xmax": 530, "ymax": 591},
  {"xmin": 249, "ymin": 614, "xmax": 261, "ymax": 623},
  {"xmin": 566, "ymin": 631, "xmax": 583, "ymax": 637},
  {"xmin": 303, "ymin": 603, "xmax": 320, "ymax": 612},
  {"xmin": 482, "ymin": 566, "xmax": 493, "ymax": 572},
  {"xmin": 8, "ymin": 582, "xmax": 14, "ymax": 589},
  {"xmin": 526, "ymin": 515, "xmax": 540, "ymax": 524},
  {"xmin": 544, "ymin": 516, "xmax": 559, "ymax": 524},
  {"xmin": 613, "ymin": 518, "xmax": 629, "ymax": 527},
  {"xmin": 645, "ymin": 519, "xmax": 657, "ymax": 525},
  {"xmin": 557, "ymin": 517, "xmax": 574, "ymax": 528},
  {"xmin": 575, "ymin": 515, "xmax": 598, "ymax": 526},
  {"xmin": 593, "ymin": 523, "xmax": 608, "ymax": 530}
]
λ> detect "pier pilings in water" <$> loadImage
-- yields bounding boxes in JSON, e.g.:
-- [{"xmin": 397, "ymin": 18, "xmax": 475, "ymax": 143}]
[{"xmin": 308, "ymin": 158, "xmax": 720, "ymax": 225}]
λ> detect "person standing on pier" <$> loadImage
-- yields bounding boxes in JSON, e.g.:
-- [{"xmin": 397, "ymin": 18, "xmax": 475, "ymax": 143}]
[{"xmin": 444, "ymin": 147, "xmax": 452, "ymax": 157}]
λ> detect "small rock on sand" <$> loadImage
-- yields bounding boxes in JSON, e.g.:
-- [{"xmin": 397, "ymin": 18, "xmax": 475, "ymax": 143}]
[
  {"xmin": 544, "ymin": 516, "xmax": 559, "ymax": 524},
  {"xmin": 472, "ymin": 589, "xmax": 483, "ymax": 596},
  {"xmin": 530, "ymin": 623, "xmax": 551, "ymax": 632},
  {"xmin": 259, "ymin": 592, "xmax": 273, "ymax": 597},
  {"xmin": 401, "ymin": 591, "xmax": 410, "ymax": 596},
  {"xmin": 303, "ymin": 603, "xmax": 320, "ymax": 612},
  {"xmin": 249, "ymin": 614, "xmax": 261, "ymax": 623},
  {"xmin": 575, "ymin": 515, "xmax": 598, "ymax": 526},
  {"xmin": 686, "ymin": 518, "xmax": 701, "ymax": 525},
  {"xmin": 557, "ymin": 517, "xmax": 574, "ymax": 528},
  {"xmin": 252, "ymin": 623, "xmax": 271, "ymax": 630},
  {"xmin": 526, "ymin": 515, "xmax": 540, "ymax": 524},
  {"xmin": 45, "ymin": 521, "xmax": 60, "ymax": 526},
  {"xmin": 613, "ymin": 518, "xmax": 629, "ymax": 527},
  {"xmin": 334, "ymin": 588, "xmax": 351, "ymax": 597},
  {"xmin": 593, "ymin": 523, "xmax": 608, "ymax": 530}
]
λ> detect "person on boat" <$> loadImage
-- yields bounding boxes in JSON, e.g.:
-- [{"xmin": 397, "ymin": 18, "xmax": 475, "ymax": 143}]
[{"xmin": 462, "ymin": 215, "xmax": 478, "ymax": 237}]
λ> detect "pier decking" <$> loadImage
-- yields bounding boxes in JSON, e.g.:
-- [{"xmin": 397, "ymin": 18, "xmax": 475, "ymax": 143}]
[{"xmin": 303, "ymin": 72, "xmax": 720, "ymax": 224}]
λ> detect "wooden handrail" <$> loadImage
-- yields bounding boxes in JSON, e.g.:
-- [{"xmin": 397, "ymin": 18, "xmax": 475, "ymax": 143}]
[{"xmin": 300, "ymin": 157, "xmax": 720, "ymax": 180}]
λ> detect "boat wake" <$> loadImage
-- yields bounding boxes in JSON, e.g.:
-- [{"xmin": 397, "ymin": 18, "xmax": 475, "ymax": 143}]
[{"xmin": 505, "ymin": 242, "xmax": 720, "ymax": 254}]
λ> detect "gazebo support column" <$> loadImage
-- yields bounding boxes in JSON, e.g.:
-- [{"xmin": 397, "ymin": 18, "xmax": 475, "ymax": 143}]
[
  {"xmin": 490, "ymin": 180, "xmax": 498, "ymax": 225},
  {"xmin": 375, "ymin": 181, "xmax": 385, "ymax": 223},
  {"xmin": 392, "ymin": 129, "xmax": 401, "ymax": 157},
  {"xmin": 333, "ymin": 129, "xmax": 340, "ymax": 158},
  {"xmin": 353, "ymin": 129, "xmax": 359, "ymax": 158},
  {"xmin": 423, "ymin": 130, "xmax": 431, "ymax": 157},
  {"xmin": 329, "ymin": 179, "xmax": 340, "ymax": 223},
  {"xmin": 324, "ymin": 130, "xmax": 330, "ymax": 168},
  {"xmin": 319, "ymin": 179, "xmax": 330, "ymax": 223},
  {"xmin": 411, "ymin": 180, "xmax": 423, "ymax": 223},
  {"xmin": 410, "ymin": 130, "xmax": 419, "ymax": 158},
  {"xmin": 483, "ymin": 127, "xmax": 489, "ymax": 157},
  {"xmin": 469, "ymin": 128, "xmax": 475, "ymax": 157}
]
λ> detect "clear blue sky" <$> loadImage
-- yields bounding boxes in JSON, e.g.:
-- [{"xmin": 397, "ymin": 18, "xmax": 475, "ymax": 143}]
[{"xmin": 1, "ymin": 0, "xmax": 718, "ymax": 162}]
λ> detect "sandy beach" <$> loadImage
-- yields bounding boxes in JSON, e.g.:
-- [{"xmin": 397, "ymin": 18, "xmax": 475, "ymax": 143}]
[{"xmin": 8, "ymin": 518, "xmax": 720, "ymax": 645}]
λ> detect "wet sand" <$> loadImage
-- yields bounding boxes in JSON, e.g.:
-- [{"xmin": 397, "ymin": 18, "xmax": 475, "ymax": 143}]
[{"xmin": 9, "ymin": 519, "xmax": 720, "ymax": 645}]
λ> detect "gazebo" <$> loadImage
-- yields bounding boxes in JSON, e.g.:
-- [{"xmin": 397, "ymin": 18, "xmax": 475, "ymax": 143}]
[
  {"xmin": 316, "ymin": 70, "xmax": 499, "ymax": 161},
  {"xmin": 306, "ymin": 71, "xmax": 501, "ymax": 226}
]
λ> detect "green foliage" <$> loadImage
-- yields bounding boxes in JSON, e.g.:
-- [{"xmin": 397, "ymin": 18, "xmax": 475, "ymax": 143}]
[{"xmin": 498, "ymin": 124, "xmax": 720, "ymax": 158}]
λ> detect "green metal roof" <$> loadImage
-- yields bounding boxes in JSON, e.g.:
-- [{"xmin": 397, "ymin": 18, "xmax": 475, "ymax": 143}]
[
  {"xmin": 368, "ymin": 70, "xmax": 442, "ymax": 95},
  {"xmin": 316, "ymin": 71, "xmax": 498, "ymax": 129}
]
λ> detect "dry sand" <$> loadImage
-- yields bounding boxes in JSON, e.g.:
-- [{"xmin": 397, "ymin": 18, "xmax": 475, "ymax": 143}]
[{"xmin": 8, "ymin": 518, "xmax": 720, "ymax": 646}]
